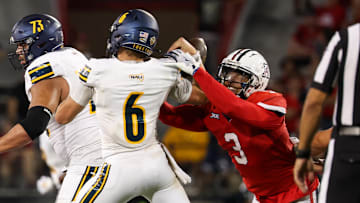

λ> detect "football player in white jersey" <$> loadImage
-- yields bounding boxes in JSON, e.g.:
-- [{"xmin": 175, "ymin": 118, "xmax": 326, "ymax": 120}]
[
  {"xmin": 0, "ymin": 14, "xmax": 103, "ymax": 202},
  {"xmin": 55, "ymin": 9, "xmax": 201, "ymax": 203}
]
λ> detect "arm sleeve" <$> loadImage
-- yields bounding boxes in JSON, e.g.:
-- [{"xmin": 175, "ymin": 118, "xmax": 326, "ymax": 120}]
[
  {"xmin": 168, "ymin": 76, "xmax": 193, "ymax": 104},
  {"xmin": 159, "ymin": 102, "xmax": 208, "ymax": 132},
  {"xmin": 193, "ymin": 68, "xmax": 284, "ymax": 130}
]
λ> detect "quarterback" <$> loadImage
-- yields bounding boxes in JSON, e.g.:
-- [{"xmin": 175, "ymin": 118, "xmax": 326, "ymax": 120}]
[
  {"xmin": 55, "ymin": 9, "xmax": 200, "ymax": 203},
  {"xmin": 160, "ymin": 44, "xmax": 320, "ymax": 203},
  {"xmin": 1, "ymin": 14, "xmax": 103, "ymax": 202}
]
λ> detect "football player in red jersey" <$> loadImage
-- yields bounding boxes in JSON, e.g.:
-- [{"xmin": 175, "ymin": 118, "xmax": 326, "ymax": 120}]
[{"xmin": 160, "ymin": 38, "xmax": 319, "ymax": 203}]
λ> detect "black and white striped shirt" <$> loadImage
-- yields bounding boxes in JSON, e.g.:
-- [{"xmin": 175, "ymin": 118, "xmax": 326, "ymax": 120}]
[{"xmin": 311, "ymin": 23, "xmax": 360, "ymax": 127}]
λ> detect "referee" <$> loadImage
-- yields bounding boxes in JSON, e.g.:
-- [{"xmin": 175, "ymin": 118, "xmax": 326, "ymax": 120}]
[{"xmin": 294, "ymin": 23, "xmax": 360, "ymax": 203}]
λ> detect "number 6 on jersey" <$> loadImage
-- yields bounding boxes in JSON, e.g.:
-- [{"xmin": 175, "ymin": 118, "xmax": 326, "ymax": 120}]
[{"xmin": 123, "ymin": 92, "xmax": 146, "ymax": 144}]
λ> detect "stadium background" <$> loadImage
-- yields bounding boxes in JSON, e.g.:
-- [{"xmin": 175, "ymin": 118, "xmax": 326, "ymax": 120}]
[{"xmin": 0, "ymin": 0, "xmax": 354, "ymax": 202}]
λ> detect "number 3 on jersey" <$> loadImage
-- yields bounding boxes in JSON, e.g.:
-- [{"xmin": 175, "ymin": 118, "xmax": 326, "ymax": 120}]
[
  {"xmin": 225, "ymin": 133, "xmax": 248, "ymax": 165},
  {"xmin": 124, "ymin": 92, "xmax": 146, "ymax": 144}
]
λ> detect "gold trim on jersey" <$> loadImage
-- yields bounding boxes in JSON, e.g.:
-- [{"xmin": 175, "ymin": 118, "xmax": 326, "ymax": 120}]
[
  {"xmin": 46, "ymin": 128, "xmax": 51, "ymax": 137},
  {"xmin": 79, "ymin": 65, "xmax": 92, "ymax": 83},
  {"xmin": 72, "ymin": 166, "xmax": 99, "ymax": 202},
  {"xmin": 28, "ymin": 63, "xmax": 50, "ymax": 75},
  {"xmin": 89, "ymin": 100, "xmax": 96, "ymax": 114},
  {"xmin": 28, "ymin": 62, "xmax": 54, "ymax": 84},
  {"xmin": 80, "ymin": 163, "xmax": 111, "ymax": 203}
]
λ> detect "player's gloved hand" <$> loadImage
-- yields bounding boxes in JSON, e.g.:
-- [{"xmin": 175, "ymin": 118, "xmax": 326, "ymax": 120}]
[{"xmin": 165, "ymin": 49, "xmax": 201, "ymax": 76}]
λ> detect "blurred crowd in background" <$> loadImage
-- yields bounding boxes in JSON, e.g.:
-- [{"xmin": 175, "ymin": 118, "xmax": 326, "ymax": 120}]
[{"xmin": 0, "ymin": 0, "xmax": 357, "ymax": 202}]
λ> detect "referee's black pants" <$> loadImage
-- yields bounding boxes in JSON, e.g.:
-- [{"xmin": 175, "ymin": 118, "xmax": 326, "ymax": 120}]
[{"xmin": 320, "ymin": 136, "xmax": 360, "ymax": 203}]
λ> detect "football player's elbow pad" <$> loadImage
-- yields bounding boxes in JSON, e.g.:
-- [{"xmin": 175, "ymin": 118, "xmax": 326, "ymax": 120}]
[{"xmin": 19, "ymin": 106, "xmax": 52, "ymax": 140}]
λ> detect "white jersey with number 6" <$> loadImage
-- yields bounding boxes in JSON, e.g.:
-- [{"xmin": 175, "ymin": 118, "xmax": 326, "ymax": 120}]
[{"xmin": 72, "ymin": 57, "xmax": 191, "ymax": 158}]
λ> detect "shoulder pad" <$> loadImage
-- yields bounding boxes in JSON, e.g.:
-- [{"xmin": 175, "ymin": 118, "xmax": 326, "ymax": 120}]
[{"xmin": 248, "ymin": 90, "xmax": 287, "ymax": 115}]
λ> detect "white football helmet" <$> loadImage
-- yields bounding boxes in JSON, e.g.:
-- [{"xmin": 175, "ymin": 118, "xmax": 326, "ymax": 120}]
[{"xmin": 217, "ymin": 49, "xmax": 270, "ymax": 98}]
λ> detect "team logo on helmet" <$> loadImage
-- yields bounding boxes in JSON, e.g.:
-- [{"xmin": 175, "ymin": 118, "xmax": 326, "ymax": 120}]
[
  {"xmin": 150, "ymin": 36, "xmax": 156, "ymax": 46},
  {"xmin": 262, "ymin": 63, "xmax": 270, "ymax": 79},
  {"xmin": 118, "ymin": 12, "xmax": 129, "ymax": 24}
]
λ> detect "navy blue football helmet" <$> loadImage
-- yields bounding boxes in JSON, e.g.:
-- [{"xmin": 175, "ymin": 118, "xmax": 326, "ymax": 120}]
[
  {"xmin": 107, "ymin": 9, "xmax": 159, "ymax": 57},
  {"xmin": 8, "ymin": 14, "xmax": 63, "ymax": 70}
]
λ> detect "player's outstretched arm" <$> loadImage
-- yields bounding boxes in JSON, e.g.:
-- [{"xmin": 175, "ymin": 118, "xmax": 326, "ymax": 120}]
[
  {"xmin": 0, "ymin": 124, "xmax": 32, "ymax": 153},
  {"xmin": 159, "ymin": 102, "xmax": 208, "ymax": 132},
  {"xmin": 192, "ymin": 68, "xmax": 284, "ymax": 129},
  {"xmin": 168, "ymin": 37, "xmax": 197, "ymax": 55},
  {"xmin": 0, "ymin": 77, "xmax": 65, "ymax": 153},
  {"xmin": 186, "ymin": 85, "xmax": 208, "ymax": 105}
]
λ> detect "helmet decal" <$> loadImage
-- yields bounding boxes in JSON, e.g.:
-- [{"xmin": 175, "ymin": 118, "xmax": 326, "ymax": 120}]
[
  {"xmin": 118, "ymin": 12, "xmax": 129, "ymax": 24},
  {"xmin": 29, "ymin": 20, "xmax": 44, "ymax": 34}
]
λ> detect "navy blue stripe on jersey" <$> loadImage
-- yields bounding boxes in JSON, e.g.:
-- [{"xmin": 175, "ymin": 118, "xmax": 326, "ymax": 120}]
[
  {"xmin": 80, "ymin": 164, "xmax": 111, "ymax": 203},
  {"xmin": 79, "ymin": 65, "xmax": 92, "ymax": 83},
  {"xmin": 72, "ymin": 166, "xmax": 99, "ymax": 201},
  {"xmin": 28, "ymin": 62, "xmax": 54, "ymax": 84}
]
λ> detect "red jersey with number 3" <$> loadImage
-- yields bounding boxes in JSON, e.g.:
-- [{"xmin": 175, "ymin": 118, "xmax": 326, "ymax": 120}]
[
  {"xmin": 205, "ymin": 91, "xmax": 296, "ymax": 196},
  {"xmin": 159, "ymin": 68, "xmax": 318, "ymax": 202}
]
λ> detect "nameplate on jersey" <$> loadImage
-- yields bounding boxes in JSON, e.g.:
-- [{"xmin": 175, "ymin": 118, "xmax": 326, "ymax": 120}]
[
  {"xmin": 129, "ymin": 73, "xmax": 144, "ymax": 82},
  {"xmin": 79, "ymin": 65, "xmax": 92, "ymax": 83},
  {"xmin": 28, "ymin": 62, "xmax": 54, "ymax": 84}
]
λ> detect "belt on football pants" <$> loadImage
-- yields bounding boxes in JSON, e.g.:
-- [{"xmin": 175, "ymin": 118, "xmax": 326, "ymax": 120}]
[{"xmin": 338, "ymin": 126, "xmax": 360, "ymax": 136}]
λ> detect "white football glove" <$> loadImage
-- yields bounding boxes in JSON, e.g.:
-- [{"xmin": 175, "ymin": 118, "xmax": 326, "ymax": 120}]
[
  {"xmin": 36, "ymin": 176, "xmax": 55, "ymax": 195},
  {"xmin": 165, "ymin": 49, "xmax": 201, "ymax": 76}
]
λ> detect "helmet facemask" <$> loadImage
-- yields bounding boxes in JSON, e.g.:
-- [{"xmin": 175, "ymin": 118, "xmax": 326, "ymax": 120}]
[
  {"xmin": 217, "ymin": 63, "xmax": 258, "ymax": 99},
  {"xmin": 8, "ymin": 37, "xmax": 34, "ymax": 70}
]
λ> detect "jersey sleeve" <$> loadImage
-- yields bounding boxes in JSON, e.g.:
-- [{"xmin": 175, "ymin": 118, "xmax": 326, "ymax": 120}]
[
  {"xmin": 70, "ymin": 74, "xmax": 93, "ymax": 106},
  {"xmin": 24, "ymin": 56, "xmax": 66, "ymax": 99},
  {"xmin": 159, "ymin": 102, "xmax": 208, "ymax": 132},
  {"xmin": 193, "ymin": 68, "xmax": 285, "ymax": 130},
  {"xmin": 311, "ymin": 31, "xmax": 342, "ymax": 93},
  {"xmin": 78, "ymin": 60, "xmax": 97, "ymax": 87},
  {"xmin": 168, "ymin": 76, "xmax": 192, "ymax": 104},
  {"xmin": 26, "ymin": 56, "xmax": 66, "ymax": 85},
  {"xmin": 71, "ymin": 59, "xmax": 98, "ymax": 106}
]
